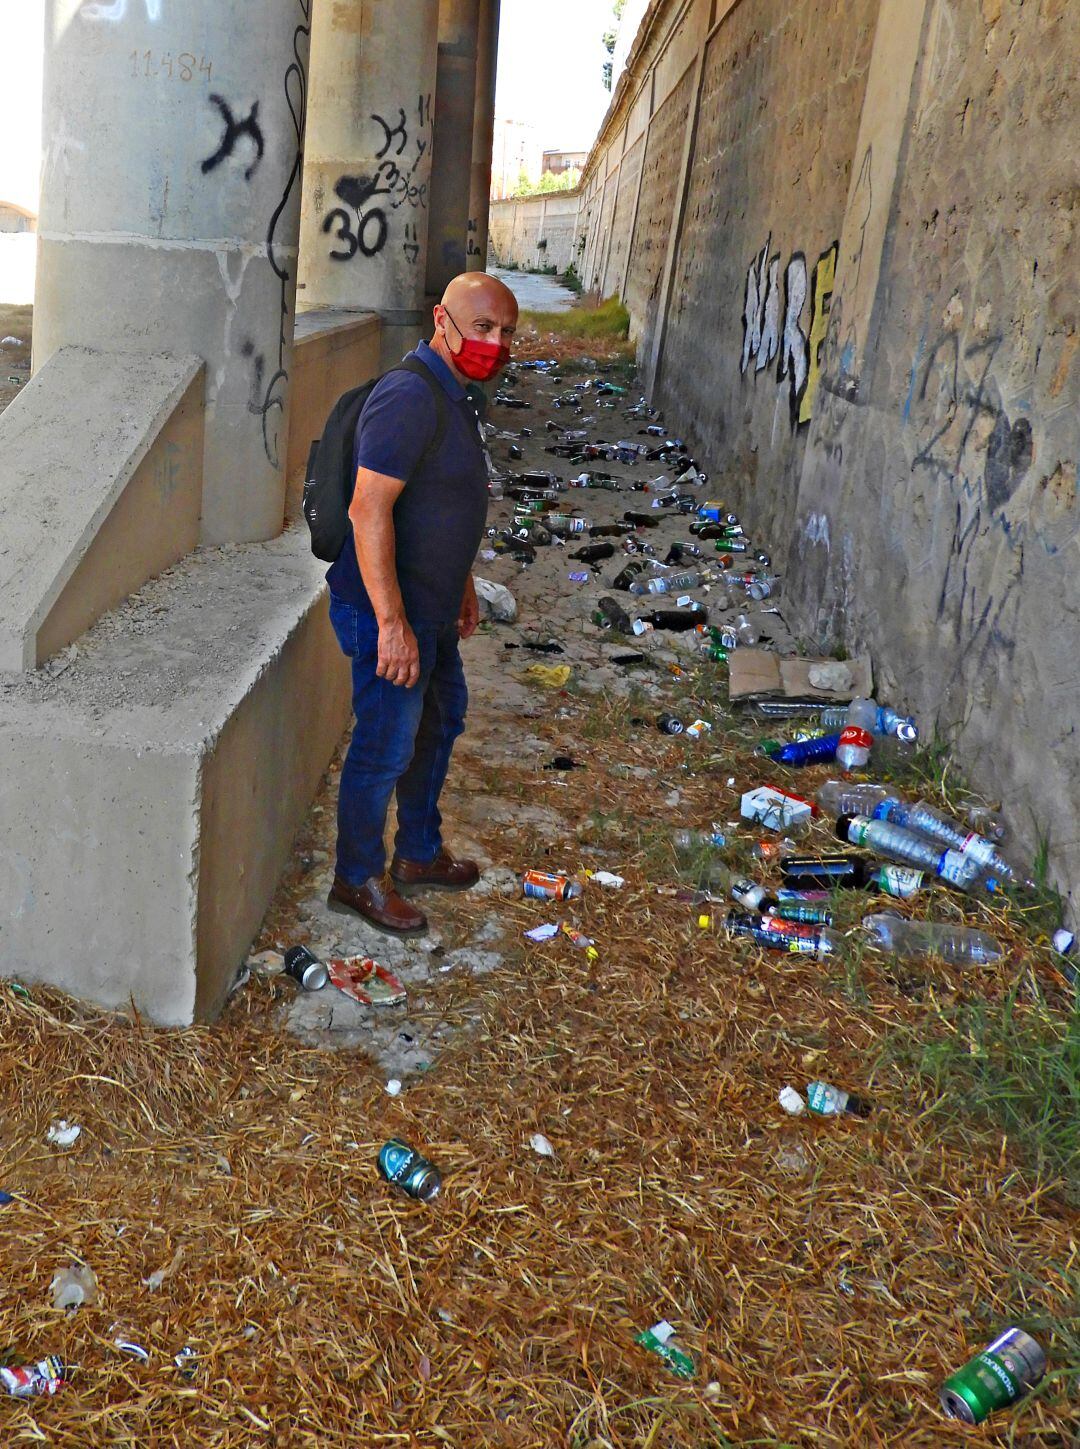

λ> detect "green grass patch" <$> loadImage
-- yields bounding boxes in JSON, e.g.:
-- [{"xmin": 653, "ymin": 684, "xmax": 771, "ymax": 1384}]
[
  {"xmin": 889, "ymin": 979, "xmax": 1080, "ymax": 1206},
  {"xmin": 520, "ymin": 293, "xmax": 631, "ymax": 343}
]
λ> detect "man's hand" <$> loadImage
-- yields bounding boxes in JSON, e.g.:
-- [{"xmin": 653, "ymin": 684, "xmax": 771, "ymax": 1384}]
[
  {"xmin": 458, "ymin": 574, "xmax": 480, "ymax": 640},
  {"xmin": 377, "ymin": 614, "xmax": 420, "ymax": 688}
]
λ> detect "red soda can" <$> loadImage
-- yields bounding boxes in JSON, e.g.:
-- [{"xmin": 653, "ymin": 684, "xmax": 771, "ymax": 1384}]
[{"xmin": 522, "ymin": 870, "xmax": 582, "ymax": 901}]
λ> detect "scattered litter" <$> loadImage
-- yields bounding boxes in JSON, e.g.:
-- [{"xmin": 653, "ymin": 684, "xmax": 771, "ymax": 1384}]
[
  {"xmin": 327, "ymin": 956, "xmax": 406, "ymax": 1006},
  {"xmin": 522, "ymin": 662, "xmax": 572, "ymax": 688},
  {"xmin": 806, "ymin": 1080, "xmax": 872, "ymax": 1118},
  {"xmin": 283, "ymin": 944, "xmax": 329, "ymax": 991},
  {"xmin": 529, "ymin": 1133, "xmax": 556, "ymax": 1159},
  {"xmin": 377, "ymin": 1139, "xmax": 441, "ymax": 1201},
  {"xmin": 524, "ymin": 921, "xmax": 560, "ymax": 942},
  {"xmin": 543, "ymin": 755, "xmax": 584, "ymax": 770},
  {"xmin": 560, "ymin": 922, "xmax": 596, "ymax": 955},
  {"xmin": 588, "ymin": 870, "xmax": 625, "ymax": 889},
  {"xmin": 474, "ymin": 576, "xmax": 518, "ymax": 623},
  {"xmin": 174, "ymin": 1346, "xmax": 198, "ymax": 1380},
  {"xmin": 940, "ymin": 1328, "xmax": 1046, "ymax": 1423},
  {"xmin": 385, "ymin": 1078, "xmax": 403, "ymax": 1097},
  {"xmin": 50, "ymin": 1263, "xmax": 99, "ymax": 1311},
  {"xmin": 779, "ymin": 1086, "xmax": 806, "ymax": 1116},
  {"xmin": 247, "ymin": 949, "xmax": 285, "ymax": 977},
  {"xmin": 46, "ymin": 1120, "xmax": 81, "ymax": 1149},
  {"xmin": 113, "ymin": 1339, "xmax": 150, "ymax": 1362},
  {"xmin": 0, "ymin": 1190, "xmax": 13, "ymax": 1207},
  {"xmin": 740, "ymin": 785, "xmax": 813, "ymax": 832},
  {"xmin": 522, "ymin": 870, "xmax": 582, "ymax": 901},
  {"xmin": 0, "ymin": 1357, "xmax": 67, "ymax": 1398},
  {"xmin": 0, "ymin": 336, "xmax": 22, "ymax": 346},
  {"xmin": 634, "ymin": 1320, "xmax": 695, "ymax": 1380}
]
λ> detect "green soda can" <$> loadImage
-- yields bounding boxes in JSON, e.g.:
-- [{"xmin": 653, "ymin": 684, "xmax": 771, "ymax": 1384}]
[
  {"xmin": 771, "ymin": 901, "xmax": 833, "ymax": 926},
  {"xmin": 939, "ymin": 1329, "xmax": 1045, "ymax": 1423},
  {"xmin": 377, "ymin": 1139, "xmax": 442, "ymax": 1202}
]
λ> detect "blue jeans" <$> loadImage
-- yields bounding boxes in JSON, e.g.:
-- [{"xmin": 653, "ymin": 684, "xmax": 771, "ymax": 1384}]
[{"xmin": 329, "ymin": 597, "xmax": 468, "ymax": 886}]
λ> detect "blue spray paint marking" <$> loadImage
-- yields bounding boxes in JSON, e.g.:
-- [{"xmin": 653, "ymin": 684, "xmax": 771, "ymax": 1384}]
[{"xmin": 902, "ymin": 327, "xmax": 926, "ymax": 424}]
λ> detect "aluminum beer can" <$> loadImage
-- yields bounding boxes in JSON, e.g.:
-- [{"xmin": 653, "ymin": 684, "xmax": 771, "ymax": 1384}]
[
  {"xmin": 522, "ymin": 870, "xmax": 582, "ymax": 901},
  {"xmin": 377, "ymin": 1139, "xmax": 442, "ymax": 1202},
  {"xmin": 940, "ymin": 1329, "xmax": 1046, "ymax": 1423},
  {"xmin": 283, "ymin": 945, "xmax": 329, "ymax": 992}
]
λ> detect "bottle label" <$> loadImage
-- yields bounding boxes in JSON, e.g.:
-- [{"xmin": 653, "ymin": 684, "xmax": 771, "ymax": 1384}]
[
  {"xmin": 959, "ymin": 832, "xmax": 996, "ymax": 867},
  {"xmin": 878, "ymin": 866, "xmax": 924, "ymax": 898},
  {"xmin": 848, "ymin": 818, "xmax": 870, "ymax": 846},
  {"xmin": 938, "ymin": 850, "xmax": 979, "ymax": 887},
  {"xmin": 806, "ymin": 1082, "xmax": 848, "ymax": 1115}
]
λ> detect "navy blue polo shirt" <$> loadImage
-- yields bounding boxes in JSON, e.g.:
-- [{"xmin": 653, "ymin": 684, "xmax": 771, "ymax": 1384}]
[{"xmin": 326, "ymin": 340, "xmax": 489, "ymax": 624}]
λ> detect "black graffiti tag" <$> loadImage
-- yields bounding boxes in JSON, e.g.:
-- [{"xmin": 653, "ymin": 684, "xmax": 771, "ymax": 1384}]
[
  {"xmin": 201, "ymin": 94, "xmax": 265, "ymax": 180},
  {"xmin": 323, "ymin": 207, "xmax": 388, "ymax": 260},
  {"xmin": 371, "ymin": 107, "xmax": 408, "ymax": 159}
]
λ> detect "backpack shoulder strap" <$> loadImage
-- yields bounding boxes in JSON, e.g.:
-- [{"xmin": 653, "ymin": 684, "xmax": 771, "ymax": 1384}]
[{"xmin": 392, "ymin": 355, "xmax": 450, "ymax": 463}]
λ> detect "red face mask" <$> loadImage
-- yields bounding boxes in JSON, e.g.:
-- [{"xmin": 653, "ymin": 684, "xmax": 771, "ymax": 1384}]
[{"xmin": 443, "ymin": 309, "xmax": 511, "ymax": 382}]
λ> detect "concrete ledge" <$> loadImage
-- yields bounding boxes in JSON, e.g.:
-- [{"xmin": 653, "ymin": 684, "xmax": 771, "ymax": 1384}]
[
  {"xmin": 0, "ymin": 346, "xmax": 204, "ymax": 671},
  {"xmin": 287, "ymin": 310, "xmax": 382, "ymax": 522},
  {"xmin": 0, "ymin": 524, "xmax": 350, "ymax": 1024}
]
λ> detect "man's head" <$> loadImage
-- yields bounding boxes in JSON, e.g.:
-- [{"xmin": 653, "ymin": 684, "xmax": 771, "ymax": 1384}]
[{"xmin": 432, "ymin": 272, "xmax": 519, "ymax": 384}]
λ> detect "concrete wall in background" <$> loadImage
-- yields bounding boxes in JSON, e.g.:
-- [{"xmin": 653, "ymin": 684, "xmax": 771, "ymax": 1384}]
[
  {"xmin": 577, "ymin": 0, "xmax": 1079, "ymax": 911},
  {"xmin": 489, "ymin": 192, "xmax": 580, "ymax": 274}
]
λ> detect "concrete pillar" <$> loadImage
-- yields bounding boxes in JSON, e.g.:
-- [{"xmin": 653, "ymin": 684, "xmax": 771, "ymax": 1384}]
[
  {"xmin": 425, "ymin": 0, "xmax": 481, "ymax": 296},
  {"xmin": 466, "ymin": 0, "xmax": 500, "ymax": 270},
  {"xmin": 297, "ymin": 0, "xmax": 439, "ymax": 369},
  {"xmin": 34, "ymin": 0, "xmax": 310, "ymax": 546}
]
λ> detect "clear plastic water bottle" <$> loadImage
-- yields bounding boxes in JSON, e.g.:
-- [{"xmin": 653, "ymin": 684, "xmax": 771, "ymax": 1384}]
[
  {"xmin": 819, "ymin": 697, "xmax": 918, "ymax": 743},
  {"xmin": 816, "ymin": 781, "xmax": 895, "ymax": 817},
  {"xmin": 735, "ymin": 614, "xmax": 759, "ymax": 646},
  {"xmin": 647, "ymin": 570, "xmax": 704, "ymax": 594},
  {"xmin": 862, "ymin": 913, "xmax": 1003, "ymax": 964},
  {"xmin": 836, "ymin": 814, "xmax": 983, "ymax": 889},
  {"xmin": 870, "ymin": 799, "xmax": 1031, "ymax": 887},
  {"xmin": 966, "ymin": 804, "xmax": 1006, "ymax": 840},
  {"xmin": 672, "ymin": 826, "xmax": 727, "ymax": 851},
  {"xmin": 645, "ymin": 473, "xmax": 672, "ymax": 492}
]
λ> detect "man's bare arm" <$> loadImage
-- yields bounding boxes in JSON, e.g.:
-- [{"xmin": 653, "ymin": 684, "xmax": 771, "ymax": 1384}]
[{"xmin": 349, "ymin": 468, "xmax": 420, "ymax": 688}]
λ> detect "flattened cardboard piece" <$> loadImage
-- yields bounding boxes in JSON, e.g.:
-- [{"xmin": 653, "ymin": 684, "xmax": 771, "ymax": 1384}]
[{"xmin": 728, "ymin": 649, "xmax": 872, "ymax": 701}]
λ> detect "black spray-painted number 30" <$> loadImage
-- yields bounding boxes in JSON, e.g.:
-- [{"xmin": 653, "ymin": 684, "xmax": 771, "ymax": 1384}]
[{"xmin": 322, "ymin": 207, "xmax": 388, "ymax": 261}]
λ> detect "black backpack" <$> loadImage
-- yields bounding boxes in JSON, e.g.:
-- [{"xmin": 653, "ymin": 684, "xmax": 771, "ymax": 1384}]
[{"xmin": 302, "ymin": 356, "xmax": 449, "ymax": 562}]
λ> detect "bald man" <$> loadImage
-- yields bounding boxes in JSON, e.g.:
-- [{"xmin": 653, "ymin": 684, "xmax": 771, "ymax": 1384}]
[{"xmin": 324, "ymin": 272, "xmax": 519, "ymax": 935}]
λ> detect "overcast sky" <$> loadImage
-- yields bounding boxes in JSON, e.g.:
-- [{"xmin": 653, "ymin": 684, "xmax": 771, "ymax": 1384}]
[{"xmin": 494, "ymin": 0, "xmax": 618, "ymax": 153}]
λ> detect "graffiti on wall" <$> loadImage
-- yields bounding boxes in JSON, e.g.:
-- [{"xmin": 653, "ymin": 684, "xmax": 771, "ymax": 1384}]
[
  {"xmin": 740, "ymin": 235, "xmax": 838, "ymax": 426},
  {"xmin": 324, "ymin": 93, "xmax": 432, "ymax": 268},
  {"xmin": 200, "ymin": 95, "xmax": 265, "ymax": 180}
]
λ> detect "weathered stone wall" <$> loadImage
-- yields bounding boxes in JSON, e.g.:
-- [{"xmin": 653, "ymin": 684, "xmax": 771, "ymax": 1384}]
[
  {"xmin": 576, "ymin": 0, "xmax": 1080, "ymax": 911},
  {"xmin": 488, "ymin": 192, "xmax": 581, "ymax": 273}
]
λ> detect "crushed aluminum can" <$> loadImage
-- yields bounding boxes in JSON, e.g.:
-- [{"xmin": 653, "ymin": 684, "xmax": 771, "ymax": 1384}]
[
  {"xmin": 174, "ymin": 1346, "xmax": 199, "ymax": 1380},
  {"xmin": 939, "ymin": 1328, "xmax": 1046, "ymax": 1423},
  {"xmin": 0, "ymin": 1357, "xmax": 67, "ymax": 1398}
]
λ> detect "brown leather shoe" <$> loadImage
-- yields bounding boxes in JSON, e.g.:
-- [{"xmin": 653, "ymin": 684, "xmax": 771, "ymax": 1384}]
[
  {"xmin": 390, "ymin": 848, "xmax": 481, "ymax": 893},
  {"xmin": 327, "ymin": 874, "xmax": 428, "ymax": 936}
]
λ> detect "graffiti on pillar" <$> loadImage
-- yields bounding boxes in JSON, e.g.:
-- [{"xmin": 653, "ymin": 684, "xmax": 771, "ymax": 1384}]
[
  {"xmin": 466, "ymin": 217, "xmax": 481, "ymax": 259},
  {"xmin": 200, "ymin": 95, "xmax": 265, "ymax": 181},
  {"xmin": 80, "ymin": 0, "xmax": 162, "ymax": 19},
  {"xmin": 324, "ymin": 93, "xmax": 433, "ymax": 265},
  {"xmin": 130, "ymin": 51, "xmax": 213, "ymax": 81},
  {"xmin": 740, "ymin": 237, "xmax": 838, "ymax": 427},
  {"xmin": 255, "ymin": 1, "xmax": 310, "ymax": 468},
  {"xmin": 402, "ymin": 222, "xmax": 420, "ymax": 266}
]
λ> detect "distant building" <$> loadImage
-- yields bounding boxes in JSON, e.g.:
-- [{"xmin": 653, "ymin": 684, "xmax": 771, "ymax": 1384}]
[
  {"xmin": 0, "ymin": 201, "xmax": 36, "ymax": 234},
  {"xmin": 541, "ymin": 150, "xmax": 588, "ymax": 179},
  {"xmin": 491, "ymin": 118, "xmax": 544, "ymax": 200}
]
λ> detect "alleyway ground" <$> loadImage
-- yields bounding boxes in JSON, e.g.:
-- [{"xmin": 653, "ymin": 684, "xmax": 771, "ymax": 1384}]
[{"xmin": 0, "ymin": 320, "xmax": 1077, "ymax": 1445}]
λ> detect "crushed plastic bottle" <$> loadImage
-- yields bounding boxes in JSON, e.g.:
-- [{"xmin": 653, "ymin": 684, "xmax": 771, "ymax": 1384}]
[
  {"xmin": 806, "ymin": 1081, "xmax": 872, "ymax": 1118},
  {"xmin": 862, "ymin": 913, "xmax": 1003, "ymax": 965},
  {"xmin": 869, "ymin": 799, "xmax": 1033, "ymax": 889},
  {"xmin": 815, "ymin": 780, "xmax": 894, "ymax": 817},
  {"xmin": 836, "ymin": 814, "xmax": 983, "ymax": 890},
  {"xmin": 672, "ymin": 827, "xmax": 727, "ymax": 851}
]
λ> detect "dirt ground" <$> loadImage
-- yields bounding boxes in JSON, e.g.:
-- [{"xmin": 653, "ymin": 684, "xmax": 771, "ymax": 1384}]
[
  {"xmin": 0, "ymin": 349, "xmax": 1076, "ymax": 1446},
  {"xmin": 0, "ymin": 302, "xmax": 32, "ymax": 416}
]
